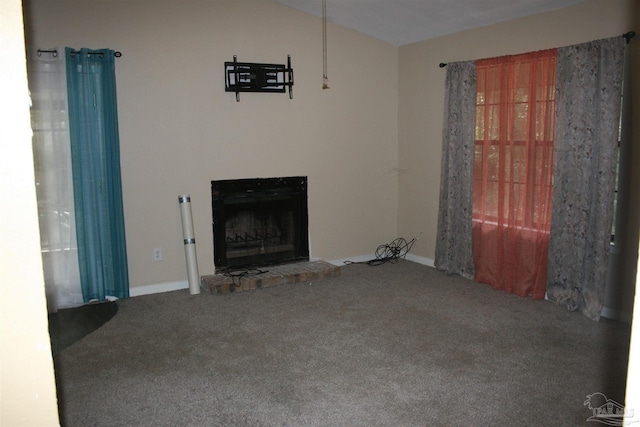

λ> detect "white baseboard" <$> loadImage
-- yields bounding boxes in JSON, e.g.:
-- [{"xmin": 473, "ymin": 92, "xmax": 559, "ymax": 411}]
[
  {"xmin": 129, "ymin": 280, "xmax": 189, "ymax": 297},
  {"xmin": 328, "ymin": 254, "xmax": 377, "ymax": 266},
  {"xmin": 328, "ymin": 253, "xmax": 435, "ymax": 268},
  {"xmin": 404, "ymin": 253, "xmax": 435, "ymax": 267}
]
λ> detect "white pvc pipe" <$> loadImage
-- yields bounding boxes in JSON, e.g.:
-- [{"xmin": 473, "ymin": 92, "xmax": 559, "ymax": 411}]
[{"xmin": 178, "ymin": 194, "xmax": 200, "ymax": 295}]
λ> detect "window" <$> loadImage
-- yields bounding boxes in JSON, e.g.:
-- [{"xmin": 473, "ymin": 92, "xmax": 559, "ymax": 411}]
[{"xmin": 473, "ymin": 50, "xmax": 557, "ymax": 232}]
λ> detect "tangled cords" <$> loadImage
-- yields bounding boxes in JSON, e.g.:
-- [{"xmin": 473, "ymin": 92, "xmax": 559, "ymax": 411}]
[
  {"xmin": 344, "ymin": 237, "xmax": 417, "ymax": 266},
  {"xmin": 222, "ymin": 266, "xmax": 269, "ymax": 288}
]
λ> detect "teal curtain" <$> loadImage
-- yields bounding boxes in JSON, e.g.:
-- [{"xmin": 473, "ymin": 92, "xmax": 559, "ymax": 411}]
[{"xmin": 65, "ymin": 47, "xmax": 129, "ymax": 302}]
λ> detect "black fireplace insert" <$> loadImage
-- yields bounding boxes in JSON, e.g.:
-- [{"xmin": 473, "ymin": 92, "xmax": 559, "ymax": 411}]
[{"xmin": 212, "ymin": 177, "xmax": 309, "ymax": 270}]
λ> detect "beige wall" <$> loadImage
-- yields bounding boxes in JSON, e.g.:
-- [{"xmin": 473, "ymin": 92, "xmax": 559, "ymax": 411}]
[
  {"xmin": 22, "ymin": 0, "xmax": 638, "ymax": 301},
  {"xmin": 4, "ymin": 0, "xmax": 638, "ymax": 422},
  {"xmin": 23, "ymin": 0, "xmax": 399, "ymax": 291},
  {"xmin": 398, "ymin": 0, "xmax": 635, "ymax": 261},
  {"xmin": 0, "ymin": 0, "xmax": 59, "ymax": 424}
]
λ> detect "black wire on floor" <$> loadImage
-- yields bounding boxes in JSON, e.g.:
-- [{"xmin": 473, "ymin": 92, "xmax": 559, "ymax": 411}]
[
  {"xmin": 344, "ymin": 237, "xmax": 417, "ymax": 266},
  {"xmin": 222, "ymin": 266, "xmax": 269, "ymax": 288}
]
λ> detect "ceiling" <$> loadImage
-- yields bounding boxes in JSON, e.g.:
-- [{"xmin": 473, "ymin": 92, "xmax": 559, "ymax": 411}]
[{"xmin": 271, "ymin": 0, "xmax": 589, "ymax": 46}]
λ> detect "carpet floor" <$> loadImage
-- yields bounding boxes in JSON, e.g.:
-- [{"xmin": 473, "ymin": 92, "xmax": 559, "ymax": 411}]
[{"xmin": 53, "ymin": 260, "xmax": 631, "ymax": 426}]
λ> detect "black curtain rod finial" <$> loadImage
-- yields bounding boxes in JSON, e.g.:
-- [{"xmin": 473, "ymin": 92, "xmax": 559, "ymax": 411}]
[
  {"xmin": 37, "ymin": 49, "xmax": 58, "ymax": 57},
  {"xmin": 624, "ymin": 31, "xmax": 636, "ymax": 43},
  {"xmin": 439, "ymin": 62, "xmax": 447, "ymax": 68}
]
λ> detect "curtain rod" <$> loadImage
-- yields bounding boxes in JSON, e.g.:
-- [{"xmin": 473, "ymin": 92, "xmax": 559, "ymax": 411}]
[
  {"xmin": 36, "ymin": 49, "xmax": 122, "ymax": 58},
  {"xmin": 438, "ymin": 31, "xmax": 636, "ymax": 68}
]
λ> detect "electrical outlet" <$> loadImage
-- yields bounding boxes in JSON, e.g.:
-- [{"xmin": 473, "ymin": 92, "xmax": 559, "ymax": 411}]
[{"xmin": 153, "ymin": 248, "xmax": 162, "ymax": 262}]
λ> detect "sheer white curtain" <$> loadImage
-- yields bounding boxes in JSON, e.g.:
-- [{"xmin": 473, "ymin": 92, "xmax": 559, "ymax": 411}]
[{"xmin": 28, "ymin": 48, "xmax": 83, "ymax": 312}]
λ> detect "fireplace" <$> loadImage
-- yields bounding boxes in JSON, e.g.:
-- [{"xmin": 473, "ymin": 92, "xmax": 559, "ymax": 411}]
[{"xmin": 212, "ymin": 177, "xmax": 309, "ymax": 271}]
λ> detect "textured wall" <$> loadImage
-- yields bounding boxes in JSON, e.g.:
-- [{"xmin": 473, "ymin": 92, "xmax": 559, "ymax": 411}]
[{"xmin": 23, "ymin": 0, "xmax": 399, "ymax": 290}]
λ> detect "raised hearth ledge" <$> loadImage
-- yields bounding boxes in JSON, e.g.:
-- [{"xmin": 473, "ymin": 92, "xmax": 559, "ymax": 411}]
[{"xmin": 201, "ymin": 260, "xmax": 340, "ymax": 295}]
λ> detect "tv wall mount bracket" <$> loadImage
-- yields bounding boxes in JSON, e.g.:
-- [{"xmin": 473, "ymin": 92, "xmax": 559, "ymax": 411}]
[{"xmin": 225, "ymin": 55, "xmax": 294, "ymax": 102}]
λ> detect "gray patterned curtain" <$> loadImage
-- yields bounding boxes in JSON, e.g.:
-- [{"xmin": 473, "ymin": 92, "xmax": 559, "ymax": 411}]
[
  {"xmin": 546, "ymin": 37, "xmax": 625, "ymax": 321},
  {"xmin": 434, "ymin": 61, "xmax": 476, "ymax": 279}
]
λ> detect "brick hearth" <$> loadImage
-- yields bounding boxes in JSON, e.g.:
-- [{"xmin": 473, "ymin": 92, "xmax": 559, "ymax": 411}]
[{"xmin": 201, "ymin": 260, "xmax": 340, "ymax": 295}]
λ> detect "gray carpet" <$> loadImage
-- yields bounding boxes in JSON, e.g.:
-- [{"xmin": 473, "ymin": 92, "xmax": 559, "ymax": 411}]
[{"xmin": 53, "ymin": 260, "xmax": 630, "ymax": 426}]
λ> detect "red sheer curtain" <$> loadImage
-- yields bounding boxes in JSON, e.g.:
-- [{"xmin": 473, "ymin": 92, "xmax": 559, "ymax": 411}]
[{"xmin": 473, "ymin": 49, "xmax": 557, "ymax": 299}]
